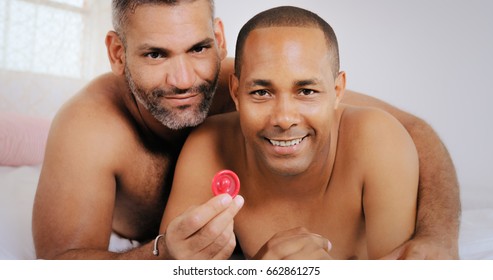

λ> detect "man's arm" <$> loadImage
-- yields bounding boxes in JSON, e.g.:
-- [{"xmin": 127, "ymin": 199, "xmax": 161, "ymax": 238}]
[
  {"xmin": 33, "ymin": 100, "xmax": 168, "ymax": 259},
  {"xmin": 32, "ymin": 99, "xmax": 122, "ymax": 259},
  {"xmin": 32, "ymin": 98, "xmax": 241, "ymax": 260},
  {"xmin": 343, "ymin": 91, "xmax": 460, "ymax": 259},
  {"xmin": 357, "ymin": 108, "xmax": 419, "ymax": 259},
  {"xmin": 159, "ymin": 115, "xmax": 244, "ymax": 259},
  {"xmin": 252, "ymin": 227, "xmax": 333, "ymax": 260}
]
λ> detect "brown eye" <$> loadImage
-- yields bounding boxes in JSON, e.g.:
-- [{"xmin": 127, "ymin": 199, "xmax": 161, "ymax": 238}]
[
  {"xmin": 146, "ymin": 52, "xmax": 163, "ymax": 59},
  {"xmin": 300, "ymin": 89, "xmax": 316, "ymax": 96},
  {"xmin": 191, "ymin": 45, "xmax": 210, "ymax": 54},
  {"xmin": 251, "ymin": 90, "xmax": 270, "ymax": 97}
]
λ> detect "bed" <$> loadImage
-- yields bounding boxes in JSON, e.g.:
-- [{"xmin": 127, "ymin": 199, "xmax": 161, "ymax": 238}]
[
  {"xmin": 1, "ymin": 126, "xmax": 493, "ymax": 260},
  {"xmin": 1, "ymin": 88, "xmax": 492, "ymax": 259},
  {"xmin": 2, "ymin": 168, "xmax": 493, "ymax": 260}
]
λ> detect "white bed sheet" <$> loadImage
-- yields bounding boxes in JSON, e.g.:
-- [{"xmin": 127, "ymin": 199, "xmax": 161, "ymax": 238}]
[
  {"xmin": 459, "ymin": 185, "xmax": 493, "ymax": 259},
  {"xmin": 0, "ymin": 165, "xmax": 492, "ymax": 260},
  {"xmin": 0, "ymin": 165, "xmax": 39, "ymax": 259}
]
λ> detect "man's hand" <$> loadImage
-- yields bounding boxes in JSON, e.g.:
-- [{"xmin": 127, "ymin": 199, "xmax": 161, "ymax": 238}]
[
  {"xmin": 381, "ymin": 235, "xmax": 459, "ymax": 260},
  {"xmin": 163, "ymin": 194, "xmax": 244, "ymax": 260},
  {"xmin": 253, "ymin": 227, "xmax": 332, "ymax": 260}
]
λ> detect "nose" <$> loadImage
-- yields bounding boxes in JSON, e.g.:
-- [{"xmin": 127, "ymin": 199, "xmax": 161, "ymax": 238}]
[
  {"xmin": 165, "ymin": 55, "xmax": 197, "ymax": 90},
  {"xmin": 270, "ymin": 95, "xmax": 301, "ymax": 130}
]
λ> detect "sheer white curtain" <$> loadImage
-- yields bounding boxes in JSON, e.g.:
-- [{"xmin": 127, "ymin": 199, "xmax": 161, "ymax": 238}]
[
  {"xmin": 1, "ymin": 0, "xmax": 111, "ymax": 79},
  {"xmin": 0, "ymin": 0, "xmax": 112, "ymax": 118}
]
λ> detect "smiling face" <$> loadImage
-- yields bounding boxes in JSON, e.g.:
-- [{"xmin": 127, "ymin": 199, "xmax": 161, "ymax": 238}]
[
  {"xmin": 230, "ymin": 26, "xmax": 345, "ymax": 176},
  {"xmin": 121, "ymin": 1, "xmax": 227, "ymax": 130}
]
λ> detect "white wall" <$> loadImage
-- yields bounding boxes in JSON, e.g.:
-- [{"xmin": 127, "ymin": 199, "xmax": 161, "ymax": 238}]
[{"xmin": 216, "ymin": 0, "xmax": 493, "ymax": 193}]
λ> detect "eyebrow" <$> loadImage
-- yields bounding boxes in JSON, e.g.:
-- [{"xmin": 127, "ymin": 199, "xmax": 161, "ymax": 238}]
[
  {"xmin": 190, "ymin": 38, "xmax": 215, "ymax": 51},
  {"xmin": 247, "ymin": 78, "xmax": 321, "ymax": 88},
  {"xmin": 295, "ymin": 79, "xmax": 321, "ymax": 87},
  {"xmin": 248, "ymin": 79, "xmax": 272, "ymax": 88}
]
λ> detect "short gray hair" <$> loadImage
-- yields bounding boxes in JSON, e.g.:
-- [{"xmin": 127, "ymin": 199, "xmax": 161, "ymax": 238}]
[{"xmin": 112, "ymin": 0, "xmax": 215, "ymax": 44}]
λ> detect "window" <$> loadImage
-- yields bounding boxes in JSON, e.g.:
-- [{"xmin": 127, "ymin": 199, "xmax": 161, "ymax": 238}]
[{"xmin": 0, "ymin": 0, "xmax": 93, "ymax": 79}]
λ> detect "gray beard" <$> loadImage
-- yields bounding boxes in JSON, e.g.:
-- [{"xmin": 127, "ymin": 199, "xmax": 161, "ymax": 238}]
[{"xmin": 124, "ymin": 65, "xmax": 219, "ymax": 130}]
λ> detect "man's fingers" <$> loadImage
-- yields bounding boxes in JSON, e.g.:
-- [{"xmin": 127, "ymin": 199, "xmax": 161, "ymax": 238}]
[
  {"xmin": 165, "ymin": 195, "xmax": 244, "ymax": 259},
  {"xmin": 175, "ymin": 194, "xmax": 238, "ymax": 237},
  {"xmin": 208, "ymin": 221, "xmax": 238, "ymax": 260},
  {"xmin": 273, "ymin": 227, "xmax": 331, "ymax": 252},
  {"xmin": 256, "ymin": 227, "xmax": 332, "ymax": 260},
  {"xmin": 188, "ymin": 195, "xmax": 244, "ymax": 251}
]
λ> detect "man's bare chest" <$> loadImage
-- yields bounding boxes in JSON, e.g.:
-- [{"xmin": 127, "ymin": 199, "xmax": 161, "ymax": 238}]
[
  {"xmin": 112, "ymin": 149, "xmax": 177, "ymax": 241},
  {"xmin": 234, "ymin": 178, "xmax": 365, "ymax": 259}
]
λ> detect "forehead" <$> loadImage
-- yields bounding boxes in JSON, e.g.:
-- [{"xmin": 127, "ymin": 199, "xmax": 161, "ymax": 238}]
[
  {"xmin": 242, "ymin": 26, "xmax": 332, "ymax": 79},
  {"xmin": 124, "ymin": 2, "xmax": 214, "ymax": 47}
]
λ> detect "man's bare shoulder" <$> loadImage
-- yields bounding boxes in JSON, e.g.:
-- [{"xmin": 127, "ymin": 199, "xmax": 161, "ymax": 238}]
[
  {"xmin": 342, "ymin": 105, "xmax": 407, "ymax": 133},
  {"xmin": 55, "ymin": 74, "xmax": 132, "ymax": 133},
  {"xmin": 47, "ymin": 73, "xmax": 138, "ymax": 163},
  {"xmin": 339, "ymin": 105, "xmax": 418, "ymax": 173},
  {"xmin": 182, "ymin": 112, "xmax": 241, "ymax": 163},
  {"xmin": 191, "ymin": 112, "xmax": 240, "ymax": 142},
  {"xmin": 342, "ymin": 90, "xmax": 393, "ymax": 110},
  {"xmin": 340, "ymin": 105, "xmax": 416, "ymax": 156}
]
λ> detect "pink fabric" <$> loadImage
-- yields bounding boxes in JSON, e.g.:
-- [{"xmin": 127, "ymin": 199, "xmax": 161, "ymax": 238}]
[{"xmin": 0, "ymin": 112, "xmax": 51, "ymax": 166}]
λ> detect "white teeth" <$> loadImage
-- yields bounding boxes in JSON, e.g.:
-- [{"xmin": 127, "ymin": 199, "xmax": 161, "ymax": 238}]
[{"xmin": 269, "ymin": 138, "xmax": 304, "ymax": 147}]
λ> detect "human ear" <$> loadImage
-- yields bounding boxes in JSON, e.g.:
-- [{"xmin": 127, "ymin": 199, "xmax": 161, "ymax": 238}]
[
  {"xmin": 334, "ymin": 71, "xmax": 346, "ymax": 109},
  {"xmin": 105, "ymin": 31, "xmax": 126, "ymax": 76},
  {"xmin": 213, "ymin": 18, "xmax": 228, "ymax": 61},
  {"xmin": 229, "ymin": 74, "xmax": 240, "ymax": 111}
]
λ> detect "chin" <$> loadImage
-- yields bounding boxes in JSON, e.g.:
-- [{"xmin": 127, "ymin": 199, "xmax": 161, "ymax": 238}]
[
  {"xmin": 268, "ymin": 164, "xmax": 308, "ymax": 177},
  {"xmin": 152, "ymin": 106, "xmax": 207, "ymax": 130}
]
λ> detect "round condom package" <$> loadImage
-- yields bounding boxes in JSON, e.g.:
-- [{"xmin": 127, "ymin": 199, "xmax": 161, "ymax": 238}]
[{"xmin": 211, "ymin": 170, "xmax": 240, "ymax": 198}]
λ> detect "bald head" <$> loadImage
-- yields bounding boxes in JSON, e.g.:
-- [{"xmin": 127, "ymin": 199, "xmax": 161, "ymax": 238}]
[{"xmin": 234, "ymin": 6, "xmax": 340, "ymax": 79}]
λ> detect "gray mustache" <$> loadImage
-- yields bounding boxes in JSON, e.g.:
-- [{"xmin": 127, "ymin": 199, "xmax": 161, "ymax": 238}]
[{"xmin": 153, "ymin": 84, "xmax": 211, "ymax": 97}]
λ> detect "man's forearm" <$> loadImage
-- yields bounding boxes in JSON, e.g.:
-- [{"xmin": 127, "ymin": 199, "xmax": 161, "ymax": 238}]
[
  {"xmin": 406, "ymin": 118, "xmax": 460, "ymax": 250},
  {"xmin": 48, "ymin": 240, "xmax": 165, "ymax": 260}
]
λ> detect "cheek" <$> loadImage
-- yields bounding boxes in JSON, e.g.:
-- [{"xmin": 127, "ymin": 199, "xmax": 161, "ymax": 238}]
[
  {"xmin": 299, "ymin": 100, "xmax": 329, "ymax": 115},
  {"xmin": 194, "ymin": 55, "xmax": 220, "ymax": 80},
  {"xmin": 238, "ymin": 104, "xmax": 266, "ymax": 138},
  {"xmin": 299, "ymin": 101, "xmax": 334, "ymax": 130},
  {"xmin": 126, "ymin": 59, "xmax": 160, "ymax": 88}
]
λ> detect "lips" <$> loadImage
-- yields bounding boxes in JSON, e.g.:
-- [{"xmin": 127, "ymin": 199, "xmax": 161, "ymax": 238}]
[
  {"xmin": 267, "ymin": 136, "xmax": 307, "ymax": 147},
  {"xmin": 165, "ymin": 93, "xmax": 200, "ymax": 100},
  {"xmin": 164, "ymin": 93, "xmax": 201, "ymax": 107},
  {"xmin": 263, "ymin": 136, "xmax": 308, "ymax": 157}
]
